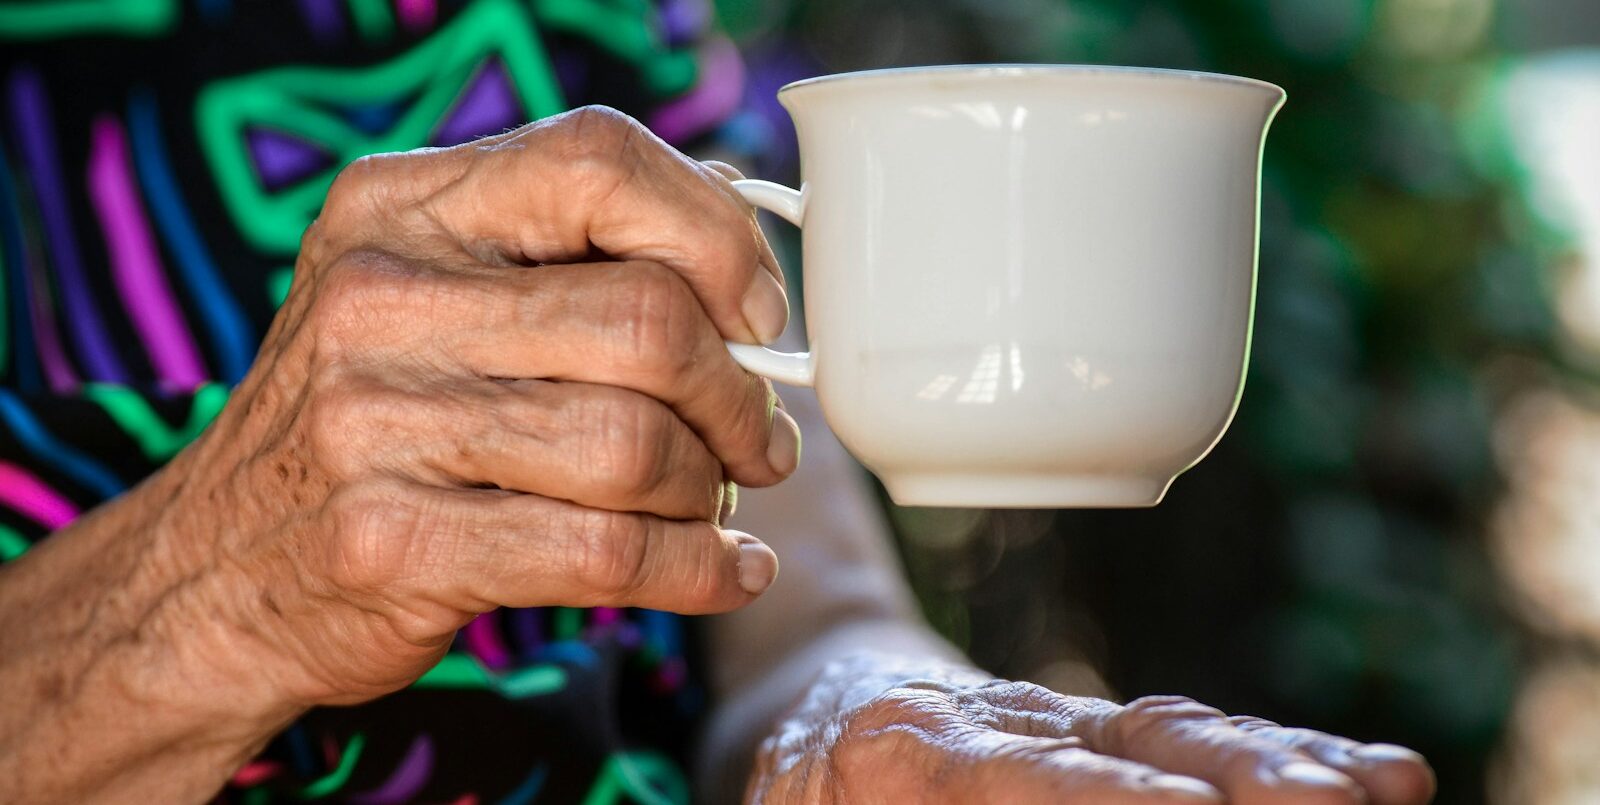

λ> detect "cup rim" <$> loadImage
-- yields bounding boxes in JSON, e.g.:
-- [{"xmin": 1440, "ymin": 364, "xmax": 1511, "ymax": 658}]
[{"xmin": 778, "ymin": 64, "xmax": 1286, "ymax": 100}]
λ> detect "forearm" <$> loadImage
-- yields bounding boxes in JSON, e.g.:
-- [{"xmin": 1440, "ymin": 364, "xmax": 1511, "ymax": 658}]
[{"xmin": 0, "ymin": 454, "xmax": 299, "ymax": 803}]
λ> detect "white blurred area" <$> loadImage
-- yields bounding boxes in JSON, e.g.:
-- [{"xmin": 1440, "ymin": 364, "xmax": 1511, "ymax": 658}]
[
  {"xmin": 1495, "ymin": 53, "xmax": 1600, "ymax": 354},
  {"xmin": 1491, "ymin": 661, "xmax": 1600, "ymax": 805},
  {"xmin": 1488, "ymin": 51, "xmax": 1600, "ymax": 805}
]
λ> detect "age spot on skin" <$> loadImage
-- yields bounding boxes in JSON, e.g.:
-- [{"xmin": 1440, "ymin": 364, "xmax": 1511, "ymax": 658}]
[{"xmin": 36, "ymin": 671, "xmax": 63, "ymax": 703}]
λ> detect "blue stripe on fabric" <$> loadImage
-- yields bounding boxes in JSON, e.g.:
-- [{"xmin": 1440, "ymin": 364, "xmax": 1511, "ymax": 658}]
[
  {"xmin": 0, "ymin": 141, "xmax": 41, "ymax": 393},
  {"xmin": 128, "ymin": 91, "xmax": 254, "ymax": 383},
  {"xmin": 495, "ymin": 763, "xmax": 550, "ymax": 805},
  {"xmin": 0, "ymin": 390, "xmax": 124, "ymax": 498}
]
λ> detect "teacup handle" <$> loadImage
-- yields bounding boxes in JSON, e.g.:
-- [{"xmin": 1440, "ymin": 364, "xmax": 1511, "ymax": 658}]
[{"xmin": 724, "ymin": 179, "xmax": 815, "ymax": 387}]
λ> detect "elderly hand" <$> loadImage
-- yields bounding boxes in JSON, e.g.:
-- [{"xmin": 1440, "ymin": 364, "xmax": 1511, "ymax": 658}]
[
  {"xmin": 25, "ymin": 106, "xmax": 796, "ymax": 719},
  {"xmin": 750, "ymin": 656, "xmax": 1435, "ymax": 804}
]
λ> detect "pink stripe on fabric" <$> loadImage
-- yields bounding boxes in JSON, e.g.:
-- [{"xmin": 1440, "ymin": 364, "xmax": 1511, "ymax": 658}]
[
  {"xmin": 395, "ymin": 0, "xmax": 435, "ymax": 31},
  {"xmin": 649, "ymin": 38, "xmax": 745, "ymax": 144},
  {"xmin": 0, "ymin": 460, "xmax": 79, "ymax": 529},
  {"xmin": 464, "ymin": 611, "xmax": 511, "ymax": 670},
  {"xmin": 230, "ymin": 760, "xmax": 283, "ymax": 787},
  {"xmin": 86, "ymin": 116, "xmax": 206, "ymax": 389}
]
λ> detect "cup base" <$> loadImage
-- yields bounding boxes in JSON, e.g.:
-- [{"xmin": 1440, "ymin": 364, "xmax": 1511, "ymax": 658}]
[{"xmin": 881, "ymin": 472, "xmax": 1172, "ymax": 509}]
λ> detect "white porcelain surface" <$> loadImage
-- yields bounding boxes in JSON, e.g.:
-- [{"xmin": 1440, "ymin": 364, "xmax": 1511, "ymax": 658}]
[{"xmin": 729, "ymin": 65, "xmax": 1286, "ymax": 508}]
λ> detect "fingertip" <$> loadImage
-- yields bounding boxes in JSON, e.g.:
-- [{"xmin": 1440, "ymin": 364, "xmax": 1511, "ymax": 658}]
[
  {"xmin": 767, "ymin": 407, "xmax": 801, "ymax": 477},
  {"xmin": 1345, "ymin": 745, "xmax": 1436, "ymax": 804},
  {"xmin": 1266, "ymin": 761, "xmax": 1368, "ymax": 804},
  {"xmin": 740, "ymin": 266, "xmax": 789, "ymax": 345},
  {"xmin": 701, "ymin": 159, "xmax": 746, "ymax": 181},
  {"xmin": 1145, "ymin": 774, "xmax": 1224, "ymax": 802},
  {"xmin": 729, "ymin": 530, "xmax": 778, "ymax": 596}
]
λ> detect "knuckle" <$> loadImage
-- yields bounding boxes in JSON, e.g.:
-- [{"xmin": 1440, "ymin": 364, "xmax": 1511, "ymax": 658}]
[
  {"xmin": 553, "ymin": 105, "xmax": 643, "ymax": 194},
  {"xmin": 563, "ymin": 104, "xmax": 637, "ymax": 141},
  {"xmin": 322, "ymin": 153, "xmax": 403, "ymax": 226},
  {"xmin": 575, "ymin": 387, "xmax": 672, "ymax": 500},
  {"xmin": 1228, "ymin": 715, "xmax": 1281, "ymax": 732},
  {"xmin": 310, "ymin": 250, "xmax": 414, "ymax": 345},
  {"xmin": 852, "ymin": 688, "xmax": 953, "ymax": 733},
  {"xmin": 321, "ymin": 480, "xmax": 424, "ymax": 592},
  {"xmin": 1110, "ymin": 695, "xmax": 1225, "ymax": 752},
  {"xmin": 569, "ymin": 508, "xmax": 651, "ymax": 598},
  {"xmin": 722, "ymin": 375, "xmax": 777, "ymax": 465},
  {"xmin": 609, "ymin": 263, "xmax": 702, "ymax": 377},
  {"xmin": 303, "ymin": 374, "xmax": 392, "ymax": 475},
  {"xmin": 977, "ymin": 680, "xmax": 1058, "ymax": 710}
]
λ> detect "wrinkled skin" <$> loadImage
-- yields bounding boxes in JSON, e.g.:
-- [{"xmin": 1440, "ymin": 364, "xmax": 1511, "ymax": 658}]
[
  {"xmin": 751, "ymin": 656, "xmax": 1436, "ymax": 804},
  {"xmin": 0, "ymin": 106, "xmax": 798, "ymax": 802},
  {"xmin": 0, "ymin": 105, "xmax": 1436, "ymax": 805},
  {"xmin": 143, "ymin": 105, "xmax": 802, "ymax": 706}
]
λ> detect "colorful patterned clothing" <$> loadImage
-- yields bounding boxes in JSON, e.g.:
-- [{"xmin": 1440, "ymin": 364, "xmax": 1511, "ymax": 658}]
[{"xmin": 0, "ymin": 1, "xmax": 752, "ymax": 800}]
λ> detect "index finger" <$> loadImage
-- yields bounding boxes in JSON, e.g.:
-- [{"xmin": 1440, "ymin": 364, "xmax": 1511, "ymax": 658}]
[{"xmin": 423, "ymin": 106, "xmax": 788, "ymax": 345}]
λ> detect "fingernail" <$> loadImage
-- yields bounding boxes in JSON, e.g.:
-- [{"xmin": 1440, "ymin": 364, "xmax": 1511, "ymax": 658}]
[
  {"xmin": 732, "ymin": 531, "xmax": 778, "ymax": 595},
  {"xmin": 767, "ymin": 407, "xmax": 801, "ymax": 475},
  {"xmin": 1145, "ymin": 774, "xmax": 1223, "ymax": 801},
  {"xmin": 1273, "ymin": 762, "xmax": 1363, "ymax": 795},
  {"xmin": 1350, "ymin": 744, "xmax": 1426, "ymax": 765},
  {"xmin": 741, "ymin": 268, "xmax": 788, "ymax": 344}
]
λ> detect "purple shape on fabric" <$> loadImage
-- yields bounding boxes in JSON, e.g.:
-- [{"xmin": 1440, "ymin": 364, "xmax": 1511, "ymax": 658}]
[
  {"xmin": 464, "ymin": 610, "xmax": 512, "ymax": 670},
  {"xmin": 552, "ymin": 48, "xmax": 590, "ymax": 100},
  {"xmin": 615, "ymin": 622, "xmax": 642, "ymax": 649},
  {"xmin": 396, "ymin": 0, "xmax": 436, "ymax": 32},
  {"xmin": 432, "ymin": 60, "xmax": 521, "ymax": 146},
  {"xmin": 297, "ymin": 0, "xmax": 345, "ymax": 40},
  {"xmin": 649, "ymin": 655, "xmax": 688, "ymax": 694},
  {"xmin": 7, "ymin": 68, "xmax": 128, "ymax": 383},
  {"xmin": 246, "ymin": 128, "xmax": 336, "ymax": 191},
  {"xmin": 510, "ymin": 607, "xmax": 544, "ymax": 660},
  {"xmin": 20, "ymin": 228, "xmax": 80, "ymax": 393},
  {"xmin": 87, "ymin": 116, "xmax": 207, "ymax": 389},
  {"xmin": 739, "ymin": 45, "xmax": 821, "ymax": 172},
  {"xmin": 348, "ymin": 734, "xmax": 434, "ymax": 805},
  {"xmin": 649, "ymin": 38, "xmax": 745, "ymax": 144},
  {"xmin": 659, "ymin": 0, "xmax": 709, "ymax": 46}
]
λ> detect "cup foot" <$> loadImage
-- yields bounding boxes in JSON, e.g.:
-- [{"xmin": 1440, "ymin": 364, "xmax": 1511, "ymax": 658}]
[{"xmin": 881, "ymin": 472, "xmax": 1172, "ymax": 509}]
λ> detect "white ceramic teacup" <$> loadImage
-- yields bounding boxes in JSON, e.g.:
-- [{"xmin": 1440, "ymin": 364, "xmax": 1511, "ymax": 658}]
[{"xmin": 726, "ymin": 65, "xmax": 1285, "ymax": 508}]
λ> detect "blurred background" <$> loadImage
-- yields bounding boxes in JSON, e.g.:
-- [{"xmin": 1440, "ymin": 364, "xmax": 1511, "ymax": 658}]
[
  {"xmin": 699, "ymin": 0, "xmax": 1600, "ymax": 802},
  {"xmin": 3, "ymin": 0, "xmax": 1597, "ymax": 801}
]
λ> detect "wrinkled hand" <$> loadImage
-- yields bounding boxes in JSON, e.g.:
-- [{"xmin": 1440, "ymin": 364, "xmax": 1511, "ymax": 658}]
[
  {"xmin": 751, "ymin": 658, "xmax": 1434, "ymax": 804},
  {"xmin": 127, "ymin": 106, "xmax": 798, "ymax": 713}
]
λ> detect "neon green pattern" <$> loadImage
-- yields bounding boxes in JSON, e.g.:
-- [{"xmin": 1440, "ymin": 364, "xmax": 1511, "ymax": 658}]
[
  {"xmin": 82, "ymin": 382, "xmax": 229, "ymax": 462},
  {"xmin": 195, "ymin": 0, "xmax": 567, "ymax": 254},
  {"xmin": 267, "ymin": 267, "xmax": 294, "ymax": 308},
  {"xmin": 298, "ymin": 733, "xmax": 366, "ymax": 799},
  {"xmin": 533, "ymin": 0, "xmax": 698, "ymax": 96},
  {"xmin": 0, "ymin": 0, "xmax": 176, "ymax": 40},
  {"xmin": 412, "ymin": 652, "xmax": 569, "ymax": 698},
  {"xmin": 0, "ymin": 524, "xmax": 28, "ymax": 560},
  {"xmin": 345, "ymin": 0, "xmax": 396, "ymax": 42},
  {"xmin": 580, "ymin": 751, "xmax": 691, "ymax": 805}
]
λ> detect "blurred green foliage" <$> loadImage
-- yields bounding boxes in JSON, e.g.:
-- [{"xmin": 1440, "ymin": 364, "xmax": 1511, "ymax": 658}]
[{"xmin": 713, "ymin": 0, "xmax": 1588, "ymax": 801}]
